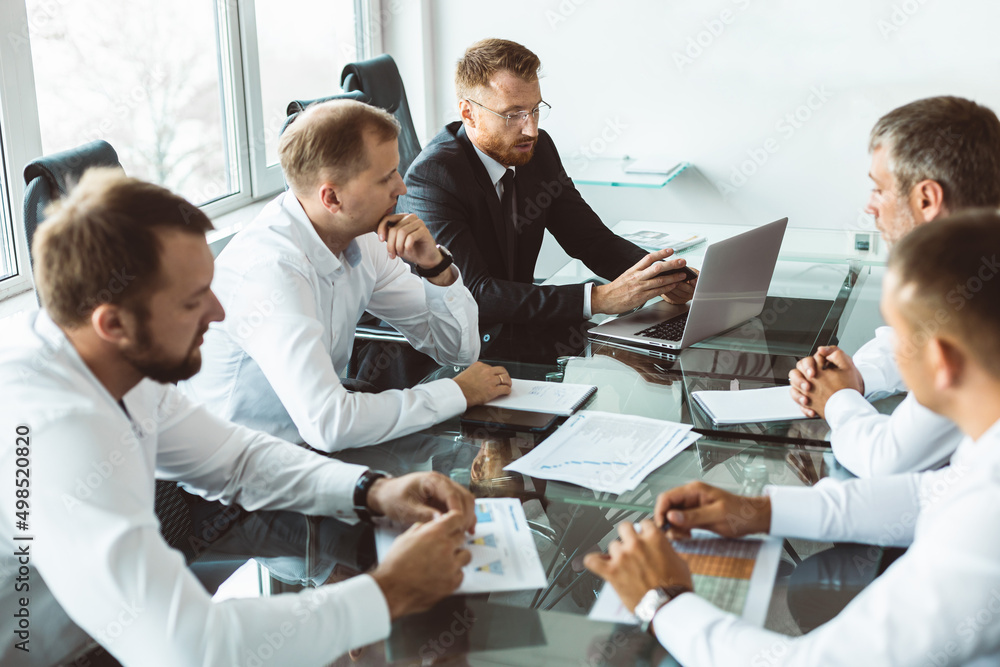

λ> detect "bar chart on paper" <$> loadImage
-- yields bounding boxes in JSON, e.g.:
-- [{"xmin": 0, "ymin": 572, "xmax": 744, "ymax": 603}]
[{"xmin": 590, "ymin": 534, "xmax": 782, "ymax": 626}]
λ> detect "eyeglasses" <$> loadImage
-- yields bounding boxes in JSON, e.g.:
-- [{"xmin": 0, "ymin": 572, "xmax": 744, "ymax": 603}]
[{"xmin": 465, "ymin": 99, "xmax": 551, "ymax": 127}]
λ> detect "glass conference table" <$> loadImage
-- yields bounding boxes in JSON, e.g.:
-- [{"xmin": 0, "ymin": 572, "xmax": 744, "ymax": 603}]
[{"xmin": 187, "ymin": 241, "xmax": 895, "ymax": 665}]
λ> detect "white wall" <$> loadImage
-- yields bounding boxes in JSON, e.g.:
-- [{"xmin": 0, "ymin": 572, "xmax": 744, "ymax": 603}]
[{"xmin": 383, "ymin": 0, "xmax": 1000, "ymax": 270}]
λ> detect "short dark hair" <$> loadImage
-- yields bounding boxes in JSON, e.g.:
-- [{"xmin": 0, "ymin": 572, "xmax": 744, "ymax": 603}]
[
  {"xmin": 888, "ymin": 207, "xmax": 1000, "ymax": 378},
  {"xmin": 278, "ymin": 99, "xmax": 400, "ymax": 194},
  {"xmin": 455, "ymin": 38, "xmax": 540, "ymax": 100},
  {"xmin": 32, "ymin": 168, "xmax": 213, "ymax": 328},
  {"xmin": 869, "ymin": 96, "xmax": 1000, "ymax": 210}
]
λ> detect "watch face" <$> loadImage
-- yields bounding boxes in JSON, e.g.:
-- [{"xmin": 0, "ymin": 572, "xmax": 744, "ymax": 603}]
[{"xmin": 636, "ymin": 588, "xmax": 669, "ymax": 622}]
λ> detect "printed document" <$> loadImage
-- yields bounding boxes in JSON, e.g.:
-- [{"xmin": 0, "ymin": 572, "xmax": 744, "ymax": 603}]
[
  {"xmin": 504, "ymin": 411, "xmax": 701, "ymax": 494},
  {"xmin": 375, "ymin": 498, "xmax": 547, "ymax": 594}
]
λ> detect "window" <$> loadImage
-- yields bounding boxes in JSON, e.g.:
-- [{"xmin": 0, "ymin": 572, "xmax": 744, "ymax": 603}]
[
  {"xmin": 0, "ymin": 0, "xmax": 375, "ymax": 299},
  {"xmin": 26, "ymin": 0, "xmax": 240, "ymax": 207},
  {"xmin": 0, "ymin": 131, "xmax": 15, "ymax": 283},
  {"xmin": 241, "ymin": 0, "xmax": 361, "ymax": 192}
]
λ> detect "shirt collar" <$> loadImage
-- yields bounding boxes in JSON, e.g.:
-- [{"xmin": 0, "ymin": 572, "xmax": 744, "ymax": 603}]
[
  {"xmin": 472, "ymin": 142, "xmax": 515, "ymax": 189},
  {"xmin": 278, "ymin": 192, "xmax": 361, "ymax": 278}
]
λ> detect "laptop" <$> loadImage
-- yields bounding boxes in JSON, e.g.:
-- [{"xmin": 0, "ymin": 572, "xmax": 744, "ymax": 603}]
[{"xmin": 587, "ymin": 218, "xmax": 788, "ymax": 357}]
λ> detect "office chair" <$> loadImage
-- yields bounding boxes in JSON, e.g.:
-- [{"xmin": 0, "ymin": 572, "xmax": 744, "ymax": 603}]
[
  {"xmin": 281, "ymin": 89, "xmax": 372, "ymax": 137},
  {"xmin": 22, "ymin": 140, "xmax": 122, "ymax": 274},
  {"xmin": 341, "ymin": 54, "xmax": 422, "ymax": 178}
]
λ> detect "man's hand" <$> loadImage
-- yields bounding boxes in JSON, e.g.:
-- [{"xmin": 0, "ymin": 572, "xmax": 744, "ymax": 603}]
[
  {"xmin": 453, "ymin": 362, "xmax": 512, "ymax": 407},
  {"xmin": 654, "ymin": 481, "xmax": 771, "ymax": 540},
  {"xmin": 370, "ymin": 510, "xmax": 471, "ymax": 619},
  {"xmin": 367, "ymin": 471, "xmax": 477, "ymax": 534},
  {"xmin": 661, "ymin": 266, "xmax": 699, "ymax": 305},
  {"xmin": 592, "ymin": 249, "xmax": 692, "ymax": 315},
  {"xmin": 583, "ymin": 520, "xmax": 693, "ymax": 612},
  {"xmin": 788, "ymin": 345, "xmax": 865, "ymax": 419},
  {"xmin": 377, "ymin": 213, "xmax": 455, "ymax": 285}
]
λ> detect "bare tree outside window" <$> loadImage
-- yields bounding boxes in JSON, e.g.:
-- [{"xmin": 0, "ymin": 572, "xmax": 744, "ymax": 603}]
[{"xmin": 26, "ymin": 0, "xmax": 234, "ymax": 206}]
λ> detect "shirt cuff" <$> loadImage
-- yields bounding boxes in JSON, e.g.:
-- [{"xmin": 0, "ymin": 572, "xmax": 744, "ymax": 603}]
[
  {"xmin": 764, "ymin": 484, "xmax": 825, "ymax": 538},
  {"xmin": 651, "ymin": 592, "xmax": 724, "ymax": 652},
  {"xmin": 422, "ymin": 265, "xmax": 465, "ymax": 299},
  {"xmin": 856, "ymin": 363, "xmax": 887, "ymax": 398},
  {"xmin": 824, "ymin": 387, "xmax": 877, "ymax": 430},
  {"xmin": 583, "ymin": 282, "xmax": 594, "ymax": 319},
  {"xmin": 313, "ymin": 462, "xmax": 369, "ymax": 525},
  {"xmin": 428, "ymin": 377, "xmax": 471, "ymax": 414}
]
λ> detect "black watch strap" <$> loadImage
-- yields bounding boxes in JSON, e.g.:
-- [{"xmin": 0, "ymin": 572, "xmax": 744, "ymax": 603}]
[
  {"xmin": 416, "ymin": 244, "xmax": 454, "ymax": 278},
  {"xmin": 353, "ymin": 470, "xmax": 389, "ymax": 523}
]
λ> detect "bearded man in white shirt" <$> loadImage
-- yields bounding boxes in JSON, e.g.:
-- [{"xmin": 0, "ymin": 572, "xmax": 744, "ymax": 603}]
[
  {"xmin": 789, "ymin": 96, "xmax": 1000, "ymax": 477},
  {"xmin": 587, "ymin": 208, "xmax": 1000, "ymax": 666},
  {"xmin": 0, "ymin": 169, "xmax": 480, "ymax": 666},
  {"xmin": 184, "ymin": 99, "xmax": 512, "ymax": 453}
]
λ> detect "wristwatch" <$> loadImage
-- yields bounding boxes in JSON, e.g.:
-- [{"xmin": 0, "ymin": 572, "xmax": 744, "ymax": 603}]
[
  {"xmin": 634, "ymin": 585, "xmax": 692, "ymax": 633},
  {"xmin": 353, "ymin": 470, "xmax": 390, "ymax": 523},
  {"xmin": 415, "ymin": 244, "xmax": 454, "ymax": 278}
]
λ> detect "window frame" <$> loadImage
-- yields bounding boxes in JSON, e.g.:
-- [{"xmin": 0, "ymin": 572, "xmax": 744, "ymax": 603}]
[
  {"xmin": 0, "ymin": 0, "xmax": 380, "ymax": 303},
  {"xmin": 239, "ymin": 0, "xmax": 377, "ymax": 195}
]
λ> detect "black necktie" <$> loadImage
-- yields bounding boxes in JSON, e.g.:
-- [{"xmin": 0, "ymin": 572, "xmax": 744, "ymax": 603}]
[{"xmin": 500, "ymin": 169, "xmax": 517, "ymax": 280}]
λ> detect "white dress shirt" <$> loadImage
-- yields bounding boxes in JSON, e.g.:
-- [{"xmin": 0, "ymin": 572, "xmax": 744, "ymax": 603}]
[
  {"xmin": 652, "ymin": 421, "xmax": 1000, "ymax": 666},
  {"xmin": 0, "ymin": 311, "xmax": 390, "ymax": 666},
  {"xmin": 824, "ymin": 326, "xmax": 963, "ymax": 476},
  {"xmin": 471, "ymin": 143, "xmax": 594, "ymax": 318},
  {"xmin": 183, "ymin": 192, "xmax": 480, "ymax": 452}
]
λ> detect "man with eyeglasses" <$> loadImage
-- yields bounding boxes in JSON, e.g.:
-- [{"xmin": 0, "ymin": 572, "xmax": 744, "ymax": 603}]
[{"xmin": 399, "ymin": 38, "xmax": 696, "ymax": 326}]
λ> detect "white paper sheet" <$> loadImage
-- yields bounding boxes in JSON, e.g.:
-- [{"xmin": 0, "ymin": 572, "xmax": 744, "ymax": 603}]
[
  {"xmin": 374, "ymin": 498, "xmax": 547, "ymax": 594},
  {"xmin": 503, "ymin": 411, "xmax": 701, "ymax": 495},
  {"xmin": 589, "ymin": 531, "xmax": 783, "ymax": 627},
  {"xmin": 692, "ymin": 386, "xmax": 811, "ymax": 424},
  {"xmin": 483, "ymin": 379, "xmax": 596, "ymax": 416}
]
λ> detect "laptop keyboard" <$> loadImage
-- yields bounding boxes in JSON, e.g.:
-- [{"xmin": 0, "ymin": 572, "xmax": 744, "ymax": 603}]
[{"xmin": 636, "ymin": 313, "xmax": 689, "ymax": 342}]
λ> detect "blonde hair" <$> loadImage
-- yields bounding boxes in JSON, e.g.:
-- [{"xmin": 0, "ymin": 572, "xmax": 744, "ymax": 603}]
[
  {"xmin": 455, "ymin": 38, "xmax": 540, "ymax": 101},
  {"xmin": 278, "ymin": 99, "xmax": 400, "ymax": 194},
  {"xmin": 32, "ymin": 168, "xmax": 212, "ymax": 327}
]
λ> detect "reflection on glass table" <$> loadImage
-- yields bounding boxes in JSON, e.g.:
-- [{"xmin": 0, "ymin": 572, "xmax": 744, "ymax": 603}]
[{"xmin": 320, "ymin": 427, "xmax": 881, "ymax": 664}]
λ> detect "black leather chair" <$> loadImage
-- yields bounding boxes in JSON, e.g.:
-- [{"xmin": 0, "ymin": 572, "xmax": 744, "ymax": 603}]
[
  {"xmin": 341, "ymin": 54, "xmax": 422, "ymax": 177},
  {"xmin": 22, "ymin": 140, "xmax": 122, "ymax": 274},
  {"xmin": 281, "ymin": 89, "xmax": 372, "ymax": 137}
]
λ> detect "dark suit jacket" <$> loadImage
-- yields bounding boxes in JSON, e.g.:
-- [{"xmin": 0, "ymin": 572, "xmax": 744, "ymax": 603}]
[{"xmin": 399, "ymin": 122, "xmax": 646, "ymax": 325}]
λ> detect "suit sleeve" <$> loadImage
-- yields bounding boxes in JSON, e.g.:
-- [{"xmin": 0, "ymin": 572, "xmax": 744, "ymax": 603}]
[
  {"xmin": 402, "ymin": 154, "xmax": 601, "ymax": 325},
  {"xmin": 535, "ymin": 134, "xmax": 647, "ymax": 279}
]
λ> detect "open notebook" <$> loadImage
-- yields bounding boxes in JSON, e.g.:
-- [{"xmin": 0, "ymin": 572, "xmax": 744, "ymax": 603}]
[{"xmin": 483, "ymin": 379, "xmax": 597, "ymax": 416}]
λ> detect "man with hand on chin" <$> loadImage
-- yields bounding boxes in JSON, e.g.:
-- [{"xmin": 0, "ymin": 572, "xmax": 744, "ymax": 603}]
[
  {"xmin": 400, "ymin": 38, "xmax": 696, "ymax": 326},
  {"xmin": 185, "ymin": 99, "xmax": 512, "ymax": 453},
  {"xmin": 587, "ymin": 209, "xmax": 1000, "ymax": 665},
  {"xmin": 0, "ymin": 169, "xmax": 478, "ymax": 666}
]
